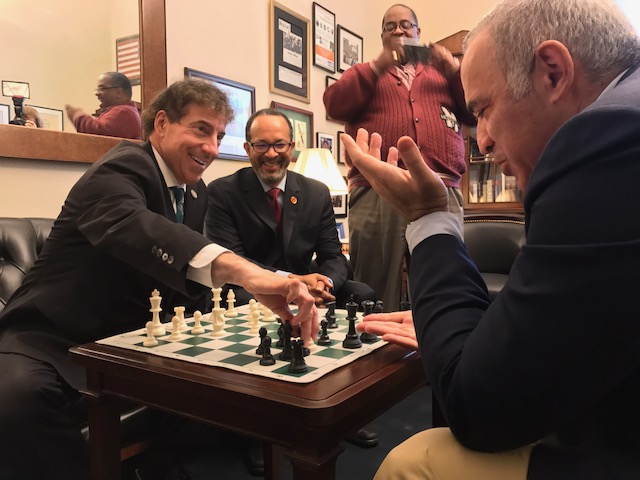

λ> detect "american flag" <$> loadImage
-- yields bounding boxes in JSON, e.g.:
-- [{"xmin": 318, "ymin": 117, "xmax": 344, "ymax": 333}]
[{"xmin": 116, "ymin": 34, "xmax": 141, "ymax": 86}]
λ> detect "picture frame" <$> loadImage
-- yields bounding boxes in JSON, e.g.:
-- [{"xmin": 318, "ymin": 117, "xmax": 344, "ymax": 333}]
[
  {"xmin": 337, "ymin": 25, "xmax": 363, "ymax": 72},
  {"xmin": 184, "ymin": 67, "xmax": 256, "ymax": 161},
  {"xmin": 325, "ymin": 76, "xmax": 339, "ymax": 121},
  {"xmin": 270, "ymin": 1, "xmax": 310, "ymax": 103},
  {"xmin": 31, "ymin": 105, "xmax": 63, "ymax": 131},
  {"xmin": 270, "ymin": 101, "xmax": 314, "ymax": 160},
  {"xmin": 316, "ymin": 132, "xmax": 335, "ymax": 156},
  {"xmin": 332, "ymin": 193, "xmax": 347, "ymax": 217},
  {"xmin": 312, "ymin": 2, "xmax": 336, "ymax": 73},
  {"xmin": 116, "ymin": 34, "xmax": 141, "ymax": 86},
  {"xmin": 0, "ymin": 104, "xmax": 10, "ymax": 125},
  {"xmin": 336, "ymin": 219, "xmax": 349, "ymax": 243},
  {"xmin": 337, "ymin": 130, "xmax": 345, "ymax": 164}
]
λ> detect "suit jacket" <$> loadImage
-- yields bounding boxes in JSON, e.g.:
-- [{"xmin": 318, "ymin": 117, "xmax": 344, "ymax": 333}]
[
  {"xmin": 0, "ymin": 141, "xmax": 210, "ymax": 389},
  {"xmin": 410, "ymin": 64, "xmax": 640, "ymax": 479},
  {"xmin": 205, "ymin": 168, "xmax": 349, "ymax": 292}
]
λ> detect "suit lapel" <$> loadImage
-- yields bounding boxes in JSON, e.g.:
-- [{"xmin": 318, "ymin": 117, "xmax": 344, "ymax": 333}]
[
  {"xmin": 144, "ymin": 142, "xmax": 177, "ymax": 223},
  {"xmin": 242, "ymin": 169, "xmax": 278, "ymax": 231}
]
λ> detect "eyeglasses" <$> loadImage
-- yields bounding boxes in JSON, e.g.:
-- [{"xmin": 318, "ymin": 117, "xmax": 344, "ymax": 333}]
[
  {"xmin": 95, "ymin": 86, "xmax": 119, "ymax": 94},
  {"xmin": 249, "ymin": 142, "xmax": 292, "ymax": 153},
  {"xmin": 382, "ymin": 20, "xmax": 418, "ymax": 33}
]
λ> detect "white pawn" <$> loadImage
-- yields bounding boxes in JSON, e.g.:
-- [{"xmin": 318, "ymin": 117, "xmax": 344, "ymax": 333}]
[
  {"xmin": 191, "ymin": 310, "xmax": 205, "ymax": 334},
  {"xmin": 143, "ymin": 321, "xmax": 159, "ymax": 347},
  {"xmin": 249, "ymin": 299, "xmax": 261, "ymax": 321},
  {"xmin": 225, "ymin": 289, "xmax": 238, "ymax": 317},
  {"xmin": 168, "ymin": 316, "xmax": 185, "ymax": 341},
  {"xmin": 174, "ymin": 306, "xmax": 188, "ymax": 331},
  {"xmin": 260, "ymin": 303, "xmax": 276, "ymax": 322},
  {"xmin": 149, "ymin": 289, "xmax": 166, "ymax": 336},
  {"xmin": 248, "ymin": 304, "xmax": 260, "ymax": 335}
]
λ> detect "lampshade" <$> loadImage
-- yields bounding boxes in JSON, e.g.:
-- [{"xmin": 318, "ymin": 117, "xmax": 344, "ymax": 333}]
[{"xmin": 292, "ymin": 148, "xmax": 348, "ymax": 195}]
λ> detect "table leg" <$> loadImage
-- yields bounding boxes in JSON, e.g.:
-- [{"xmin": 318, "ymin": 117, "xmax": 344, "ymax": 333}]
[
  {"xmin": 264, "ymin": 442, "xmax": 284, "ymax": 480},
  {"xmin": 287, "ymin": 445, "xmax": 344, "ymax": 480},
  {"xmin": 87, "ymin": 394, "xmax": 121, "ymax": 480}
]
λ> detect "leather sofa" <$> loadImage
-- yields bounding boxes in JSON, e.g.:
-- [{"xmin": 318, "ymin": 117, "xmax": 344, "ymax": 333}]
[
  {"xmin": 0, "ymin": 216, "xmax": 150, "ymax": 460},
  {"xmin": 463, "ymin": 214, "xmax": 525, "ymax": 300}
]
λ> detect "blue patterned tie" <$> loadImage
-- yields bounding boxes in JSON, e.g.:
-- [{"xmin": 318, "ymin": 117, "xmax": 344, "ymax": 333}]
[{"xmin": 171, "ymin": 186, "xmax": 184, "ymax": 224}]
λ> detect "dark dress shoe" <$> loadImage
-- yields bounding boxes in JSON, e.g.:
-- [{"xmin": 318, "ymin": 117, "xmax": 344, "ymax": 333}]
[
  {"xmin": 242, "ymin": 442, "xmax": 265, "ymax": 477},
  {"xmin": 345, "ymin": 428, "xmax": 379, "ymax": 448}
]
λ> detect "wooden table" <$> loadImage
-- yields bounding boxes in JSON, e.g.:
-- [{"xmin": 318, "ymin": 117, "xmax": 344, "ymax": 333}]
[{"xmin": 70, "ymin": 341, "xmax": 425, "ymax": 480}]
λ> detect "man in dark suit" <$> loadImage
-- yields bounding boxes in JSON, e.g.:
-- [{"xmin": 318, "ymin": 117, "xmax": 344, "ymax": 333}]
[
  {"xmin": 344, "ymin": 0, "xmax": 640, "ymax": 479},
  {"xmin": 205, "ymin": 108, "xmax": 375, "ymax": 309},
  {"xmin": 0, "ymin": 80, "xmax": 317, "ymax": 480}
]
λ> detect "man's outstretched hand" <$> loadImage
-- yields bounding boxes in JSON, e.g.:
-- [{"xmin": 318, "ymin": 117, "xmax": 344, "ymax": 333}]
[{"xmin": 356, "ymin": 310, "xmax": 418, "ymax": 350}]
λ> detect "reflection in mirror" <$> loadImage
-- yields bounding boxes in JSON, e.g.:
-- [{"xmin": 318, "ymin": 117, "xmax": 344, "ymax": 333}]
[{"xmin": 1, "ymin": 0, "xmax": 139, "ymax": 133}]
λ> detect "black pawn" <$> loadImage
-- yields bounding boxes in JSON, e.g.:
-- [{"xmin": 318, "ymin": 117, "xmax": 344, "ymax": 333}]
[
  {"xmin": 374, "ymin": 300, "xmax": 384, "ymax": 314},
  {"xmin": 278, "ymin": 320, "xmax": 293, "ymax": 361},
  {"xmin": 260, "ymin": 336, "xmax": 276, "ymax": 366},
  {"xmin": 360, "ymin": 300, "xmax": 378, "ymax": 343},
  {"xmin": 276, "ymin": 319, "xmax": 285, "ymax": 348},
  {"xmin": 256, "ymin": 327, "xmax": 268, "ymax": 355},
  {"xmin": 400, "ymin": 299, "xmax": 412, "ymax": 311},
  {"xmin": 288, "ymin": 339, "xmax": 308, "ymax": 373},
  {"xmin": 325, "ymin": 300, "xmax": 338, "ymax": 329},
  {"xmin": 317, "ymin": 318, "xmax": 332, "ymax": 346},
  {"xmin": 342, "ymin": 297, "xmax": 362, "ymax": 349}
]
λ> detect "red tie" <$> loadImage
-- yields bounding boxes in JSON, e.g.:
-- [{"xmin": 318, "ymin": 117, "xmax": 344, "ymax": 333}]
[{"xmin": 267, "ymin": 188, "xmax": 283, "ymax": 228}]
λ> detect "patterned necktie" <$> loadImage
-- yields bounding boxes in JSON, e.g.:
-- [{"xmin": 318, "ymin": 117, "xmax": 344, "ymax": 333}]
[
  {"xmin": 267, "ymin": 188, "xmax": 282, "ymax": 228},
  {"xmin": 170, "ymin": 186, "xmax": 185, "ymax": 224}
]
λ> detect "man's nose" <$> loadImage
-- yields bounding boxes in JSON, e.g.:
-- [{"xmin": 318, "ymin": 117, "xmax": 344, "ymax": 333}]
[
  {"xmin": 202, "ymin": 138, "xmax": 219, "ymax": 159},
  {"xmin": 476, "ymin": 122, "xmax": 494, "ymax": 155}
]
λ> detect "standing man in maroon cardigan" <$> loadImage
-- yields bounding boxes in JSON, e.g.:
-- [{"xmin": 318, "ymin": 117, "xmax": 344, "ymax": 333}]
[
  {"xmin": 323, "ymin": 4, "xmax": 475, "ymax": 312},
  {"xmin": 65, "ymin": 71, "xmax": 141, "ymax": 139}
]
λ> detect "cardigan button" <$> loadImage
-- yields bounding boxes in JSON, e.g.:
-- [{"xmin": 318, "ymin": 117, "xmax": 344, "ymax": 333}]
[
  {"xmin": 415, "ymin": 117, "xmax": 420, "ymax": 123},
  {"xmin": 397, "ymin": 81, "xmax": 402, "ymax": 86}
]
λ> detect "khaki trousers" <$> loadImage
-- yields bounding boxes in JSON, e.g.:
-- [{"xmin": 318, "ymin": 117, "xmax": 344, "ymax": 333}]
[{"xmin": 374, "ymin": 428, "xmax": 533, "ymax": 480}]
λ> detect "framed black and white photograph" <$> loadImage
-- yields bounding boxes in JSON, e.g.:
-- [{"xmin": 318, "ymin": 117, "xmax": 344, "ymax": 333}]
[
  {"xmin": 0, "ymin": 104, "xmax": 10, "ymax": 125},
  {"xmin": 325, "ymin": 76, "xmax": 340, "ymax": 121},
  {"xmin": 337, "ymin": 130, "xmax": 346, "ymax": 164},
  {"xmin": 31, "ymin": 106, "xmax": 63, "ymax": 131},
  {"xmin": 312, "ymin": 2, "xmax": 336, "ymax": 73},
  {"xmin": 332, "ymin": 193, "xmax": 347, "ymax": 217},
  {"xmin": 270, "ymin": 0, "xmax": 310, "ymax": 103},
  {"xmin": 271, "ymin": 101, "xmax": 314, "ymax": 160},
  {"xmin": 336, "ymin": 219, "xmax": 348, "ymax": 243},
  {"xmin": 337, "ymin": 25, "xmax": 363, "ymax": 72},
  {"xmin": 184, "ymin": 67, "xmax": 256, "ymax": 161},
  {"xmin": 316, "ymin": 132, "xmax": 335, "ymax": 155}
]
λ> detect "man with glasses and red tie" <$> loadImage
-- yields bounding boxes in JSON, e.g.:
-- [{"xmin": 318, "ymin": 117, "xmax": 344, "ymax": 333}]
[
  {"xmin": 65, "ymin": 71, "xmax": 141, "ymax": 139},
  {"xmin": 324, "ymin": 4, "xmax": 475, "ymax": 313},
  {"xmin": 205, "ymin": 108, "xmax": 378, "ymax": 474}
]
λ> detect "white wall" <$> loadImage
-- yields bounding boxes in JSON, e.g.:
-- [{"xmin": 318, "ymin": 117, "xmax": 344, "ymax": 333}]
[{"xmin": 1, "ymin": 0, "xmax": 498, "ymax": 218}]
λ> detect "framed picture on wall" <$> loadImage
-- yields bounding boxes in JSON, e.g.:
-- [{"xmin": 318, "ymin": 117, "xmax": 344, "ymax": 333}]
[
  {"xmin": 337, "ymin": 25, "xmax": 363, "ymax": 72},
  {"xmin": 312, "ymin": 2, "xmax": 336, "ymax": 73},
  {"xmin": 271, "ymin": 101, "xmax": 314, "ymax": 160},
  {"xmin": 336, "ymin": 130, "xmax": 345, "ymax": 164},
  {"xmin": 31, "ymin": 106, "xmax": 63, "ymax": 131},
  {"xmin": 332, "ymin": 193, "xmax": 347, "ymax": 217},
  {"xmin": 316, "ymin": 132, "xmax": 335, "ymax": 156},
  {"xmin": 325, "ymin": 75, "xmax": 340, "ymax": 121},
  {"xmin": 116, "ymin": 34, "xmax": 141, "ymax": 86},
  {"xmin": 270, "ymin": 1, "xmax": 310, "ymax": 103},
  {"xmin": 336, "ymin": 219, "xmax": 349, "ymax": 242},
  {"xmin": 184, "ymin": 67, "xmax": 255, "ymax": 161},
  {"xmin": 0, "ymin": 104, "xmax": 9, "ymax": 124}
]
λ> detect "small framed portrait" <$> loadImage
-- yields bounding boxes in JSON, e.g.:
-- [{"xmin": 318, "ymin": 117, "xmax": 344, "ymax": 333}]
[
  {"xmin": 337, "ymin": 25, "xmax": 363, "ymax": 72},
  {"xmin": 332, "ymin": 193, "xmax": 347, "ymax": 217},
  {"xmin": 336, "ymin": 130, "xmax": 346, "ymax": 164},
  {"xmin": 316, "ymin": 132, "xmax": 335, "ymax": 155},
  {"xmin": 336, "ymin": 219, "xmax": 349, "ymax": 242}
]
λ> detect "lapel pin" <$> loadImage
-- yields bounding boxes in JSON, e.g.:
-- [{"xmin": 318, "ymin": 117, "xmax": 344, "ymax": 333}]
[
  {"xmin": 291, "ymin": 196, "xmax": 298, "ymax": 205},
  {"xmin": 190, "ymin": 190, "xmax": 198, "ymax": 199}
]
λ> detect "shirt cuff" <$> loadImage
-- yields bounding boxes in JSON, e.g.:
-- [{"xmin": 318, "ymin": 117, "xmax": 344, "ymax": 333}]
[
  {"xmin": 406, "ymin": 211, "xmax": 462, "ymax": 254},
  {"xmin": 186, "ymin": 243, "xmax": 230, "ymax": 288},
  {"xmin": 275, "ymin": 270, "xmax": 291, "ymax": 277}
]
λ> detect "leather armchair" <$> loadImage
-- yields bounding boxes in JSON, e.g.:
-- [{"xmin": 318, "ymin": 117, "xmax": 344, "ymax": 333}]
[
  {"xmin": 0, "ymin": 217, "xmax": 151, "ymax": 461},
  {"xmin": 463, "ymin": 214, "xmax": 525, "ymax": 300}
]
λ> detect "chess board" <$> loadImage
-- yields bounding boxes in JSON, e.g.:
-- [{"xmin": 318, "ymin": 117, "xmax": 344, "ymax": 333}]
[{"xmin": 97, "ymin": 305, "xmax": 387, "ymax": 384}]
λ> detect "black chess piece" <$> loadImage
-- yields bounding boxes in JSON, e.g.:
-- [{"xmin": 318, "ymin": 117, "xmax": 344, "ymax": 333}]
[
  {"xmin": 278, "ymin": 320, "xmax": 293, "ymax": 360},
  {"xmin": 400, "ymin": 299, "xmax": 412, "ymax": 311},
  {"xmin": 317, "ymin": 318, "xmax": 331, "ymax": 346},
  {"xmin": 343, "ymin": 297, "xmax": 362, "ymax": 349},
  {"xmin": 374, "ymin": 300, "xmax": 384, "ymax": 314},
  {"xmin": 359, "ymin": 300, "xmax": 378, "ymax": 343},
  {"xmin": 288, "ymin": 339, "xmax": 308, "ymax": 373},
  {"xmin": 256, "ymin": 326, "xmax": 268, "ymax": 355},
  {"xmin": 276, "ymin": 319, "xmax": 284, "ymax": 348},
  {"xmin": 259, "ymin": 336, "xmax": 276, "ymax": 366},
  {"xmin": 325, "ymin": 300, "xmax": 338, "ymax": 329}
]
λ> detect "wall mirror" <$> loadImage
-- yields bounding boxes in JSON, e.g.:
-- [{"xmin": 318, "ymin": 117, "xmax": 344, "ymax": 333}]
[{"xmin": 0, "ymin": 0, "xmax": 166, "ymax": 163}]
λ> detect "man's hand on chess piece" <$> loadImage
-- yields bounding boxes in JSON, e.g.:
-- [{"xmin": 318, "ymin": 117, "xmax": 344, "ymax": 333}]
[
  {"xmin": 288, "ymin": 273, "xmax": 336, "ymax": 306},
  {"xmin": 356, "ymin": 310, "xmax": 418, "ymax": 350},
  {"xmin": 341, "ymin": 129, "xmax": 449, "ymax": 222}
]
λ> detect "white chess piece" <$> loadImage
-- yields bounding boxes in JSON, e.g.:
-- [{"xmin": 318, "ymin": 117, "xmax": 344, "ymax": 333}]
[
  {"xmin": 174, "ymin": 306, "xmax": 188, "ymax": 331},
  {"xmin": 209, "ymin": 287, "xmax": 226, "ymax": 337},
  {"xmin": 191, "ymin": 310, "xmax": 205, "ymax": 334},
  {"xmin": 168, "ymin": 316, "xmax": 184, "ymax": 341},
  {"xmin": 149, "ymin": 289, "xmax": 166, "ymax": 336},
  {"xmin": 143, "ymin": 321, "xmax": 159, "ymax": 347},
  {"xmin": 260, "ymin": 303, "xmax": 276, "ymax": 322},
  {"xmin": 248, "ymin": 305, "xmax": 260, "ymax": 334},
  {"xmin": 249, "ymin": 299, "xmax": 261, "ymax": 322},
  {"xmin": 225, "ymin": 289, "xmax": 238, "ymax": 317},
  {"xmin": 211, "ymin": 287, "xmax": 223, "ymax": 310}
]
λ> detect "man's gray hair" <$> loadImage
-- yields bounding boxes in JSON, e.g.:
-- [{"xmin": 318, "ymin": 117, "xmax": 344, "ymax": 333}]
[{"xmin": 464, "ymin": 0, "xmax": 640, "ymax": 100}]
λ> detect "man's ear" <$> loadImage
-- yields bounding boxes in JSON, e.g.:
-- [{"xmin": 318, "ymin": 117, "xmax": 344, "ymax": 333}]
[
  {"xmin": 243, "ymin": 141, "xmax": 251, "ymax": 156},
  {"xmin": 154, "ymin": 110, "xmax": 168, "ymax": 136},
  {"xmin": 533, "ymin": 40, "xmax": 574, "ymax": 103}
]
